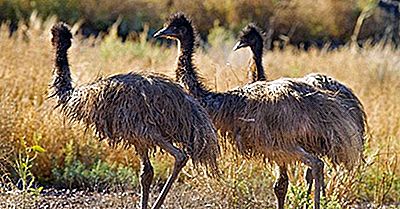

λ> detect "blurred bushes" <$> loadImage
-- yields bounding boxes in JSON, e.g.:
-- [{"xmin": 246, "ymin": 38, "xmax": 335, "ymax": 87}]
[
  {"xmin": 0, "ymin": 0, "xmax": 393, "ymax": 45},
  {"xmin": 0, "ymin": 0, "xmax": 165, "ymax": 37}
]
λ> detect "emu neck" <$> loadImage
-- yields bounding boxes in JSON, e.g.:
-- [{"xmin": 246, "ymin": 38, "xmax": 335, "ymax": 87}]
[
  {"xmin": 175, "ymin": 39, "xmax": 209, "ymax": 99},
  {"xmin": 55, "ymin": 49, "xmax": 70, "ymax": 71},
  {"xmin": 249, "ymin": 42, "xmax": 266, "ymax": 82},
  {"xmin": 51, "ymin": 48, "xmax": 73, "ymax": 102}
]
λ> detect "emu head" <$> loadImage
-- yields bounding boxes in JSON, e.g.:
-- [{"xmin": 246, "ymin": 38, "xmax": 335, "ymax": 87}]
[
  {"xmin": 233, "ymin": 23, "xmax": 264, "ymax": 53},
  {"xmin": 153, "ymin": 12, "xmax": 195, "ymax": 45},
  {"xmin": 51, "ymin": 22, "xmax": 72, "ymax": 51}
]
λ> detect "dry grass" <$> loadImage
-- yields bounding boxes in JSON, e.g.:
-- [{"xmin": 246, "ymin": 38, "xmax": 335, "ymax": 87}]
[{"xmin": 0, "ymin": 17, "xmax": 399, "ymax": 208}]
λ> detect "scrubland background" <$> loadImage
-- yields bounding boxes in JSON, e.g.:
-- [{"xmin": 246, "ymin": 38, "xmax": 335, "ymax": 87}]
[
  {"xmin": 0, "ymin": 0, "xmax": 399, "ymax": 208},
  {"xmin": 0, "ymin": 0, "xmax": 397, "ymax": 43}
]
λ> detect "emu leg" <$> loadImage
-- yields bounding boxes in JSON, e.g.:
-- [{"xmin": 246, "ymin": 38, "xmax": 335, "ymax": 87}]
[
  {"xmin": 305, "ymin": 168, "xmax": 313, "ymax": 196},
  {"xmin": 151, "ymin": 141, "xmax": 188, "ymax": 209},
  {"xmin": 307, "ymin": 168, "xmax": 326, "ymax": 197},
  {"xmin": 274, "ymin": 165, "xmax": 289, "ymax": 209},
  {"xmin": 139, "ymin": 150, "xmax": 154, "ymax": 209},
  {"xmin": 296, "ymin": 147, "xmax": 324, "ymax": 209}
]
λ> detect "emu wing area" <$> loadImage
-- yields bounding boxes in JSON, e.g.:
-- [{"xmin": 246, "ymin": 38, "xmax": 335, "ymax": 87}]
[
  {"xmin": 60, "ymin": 72, "xmax": 217, "ymax": 160},
  {"xmin": 210, "ymin": 78, "xmax": 362, "ymax": 167}
]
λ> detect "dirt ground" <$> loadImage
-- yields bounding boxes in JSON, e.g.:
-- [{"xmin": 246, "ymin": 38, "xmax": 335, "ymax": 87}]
[{"xmin": 1, "ymin": 188, "xmax": 399, "ymax": 209}]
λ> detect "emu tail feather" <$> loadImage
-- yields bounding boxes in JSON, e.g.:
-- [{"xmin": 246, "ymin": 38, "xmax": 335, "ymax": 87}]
[
  {"xmin": 49, "ymin": 22, "xmax": 73, "ymax": 105},
  {"xmin": 188, "ymin": 103, "xmax": 221, "ymax": 177}
]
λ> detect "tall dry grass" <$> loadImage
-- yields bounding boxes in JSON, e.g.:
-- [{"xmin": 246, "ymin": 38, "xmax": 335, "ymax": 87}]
[{"xmin": 0, "ymin": 16, "xmax": 399, "ymax": 208}]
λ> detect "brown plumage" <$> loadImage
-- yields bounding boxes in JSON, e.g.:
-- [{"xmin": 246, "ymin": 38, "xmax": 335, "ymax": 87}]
[
  {"xmin": 235, "ymin": 23, "xmax": 368, "ymax": 197},
  {"xmin": 155, "ymin": 13, "xmax": 364, "ymax": 209},
  {"xmin": 302, "ymin": 74, "xmax": 367, "ymax": 137},
  {"xmin": 235, "ymin": 23, "xmax": 367, "ymax": 139},
  {"xmin": 49, "ymin": 22, "xmax": 220, "ymax": 209}
]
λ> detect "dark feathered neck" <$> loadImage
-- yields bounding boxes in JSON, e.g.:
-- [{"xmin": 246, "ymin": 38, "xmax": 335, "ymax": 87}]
[
  {"xmin": 55, "ymin": 48, "xmax": 70, "ymax": 70},
  {"xmin": 175, "ymin": 39, "xmax": 210, "ymax": 99},
  {"xmin": 249, "ymin": 39, "xmax": 266, "ymax": 82},
  {"xmin": 50, "ymin": 42, "xmax": 73, "ymax": 104}
]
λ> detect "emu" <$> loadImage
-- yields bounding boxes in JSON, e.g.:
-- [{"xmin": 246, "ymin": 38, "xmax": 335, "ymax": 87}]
[
  {"xmin": 49, "ymin": 23, "xmax": 220, "ymax": 209},
  {"xmin": 234, "ymin": 23, "xmax": 367, "ymax": 194},
  {"xmin": 154, "ymin": 13, "xmax": 364, "ymax": 209}
]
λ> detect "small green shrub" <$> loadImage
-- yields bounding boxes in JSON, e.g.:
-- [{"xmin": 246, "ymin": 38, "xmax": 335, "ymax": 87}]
[
  {"xmin": 14, "ymin": 133, "xmax": 45, "ymax": 195},
  {"xmin": 51, "ymin": 158, "xmax": 138, "ymax": 191},
  {"xmin": 51, "ymin": 139, "xmax": 138, "ymax": 191},
  {"xmin": 12, "ymin": 134, "xmax": 46, "ymax": 207}
]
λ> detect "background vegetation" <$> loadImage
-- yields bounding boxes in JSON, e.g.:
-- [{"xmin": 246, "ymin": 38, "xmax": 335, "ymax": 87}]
[
  {"xmin": 0, "ymin": 0, "xmax": 395, "ymax": 44},
  {"xmin": 0, "ymin": 2, "xmax": 399, "ymax": 209}
]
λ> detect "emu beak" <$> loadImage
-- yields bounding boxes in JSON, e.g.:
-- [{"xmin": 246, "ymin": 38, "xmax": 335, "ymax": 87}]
[
  {"xmin": 153, "ymin": 27, "xmax": 173, "ymax": 38},
  {"xmin": 233, "ymin": 41, "xmax": 247, "ymax": 51}
]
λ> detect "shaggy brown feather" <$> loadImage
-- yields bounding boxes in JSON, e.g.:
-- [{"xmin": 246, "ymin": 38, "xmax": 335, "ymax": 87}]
[
  {"xmin": 302, "ymin": 73, "xmax": 367, "ymax": 139},
  {"xmin": 54, "ymin": 73, "xmax": 220, "ymax": 169},
  {"xmin": 49, "ymin": 23, "xmax": 219, "ymax": 172},
  {"xmin": 49, "ymin": 22, "xmax": 220, "ymax": 209},
  {"xmin": 236, "ymin": 23, "xmax": 367, "ymax": 145},
  {"xmin": 232, "ymin": 22, "xmax": 367, "ymax": 208},
  {"xmin": 204, "ymin": 79, "xmax": 362, "ymax": 166}
]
